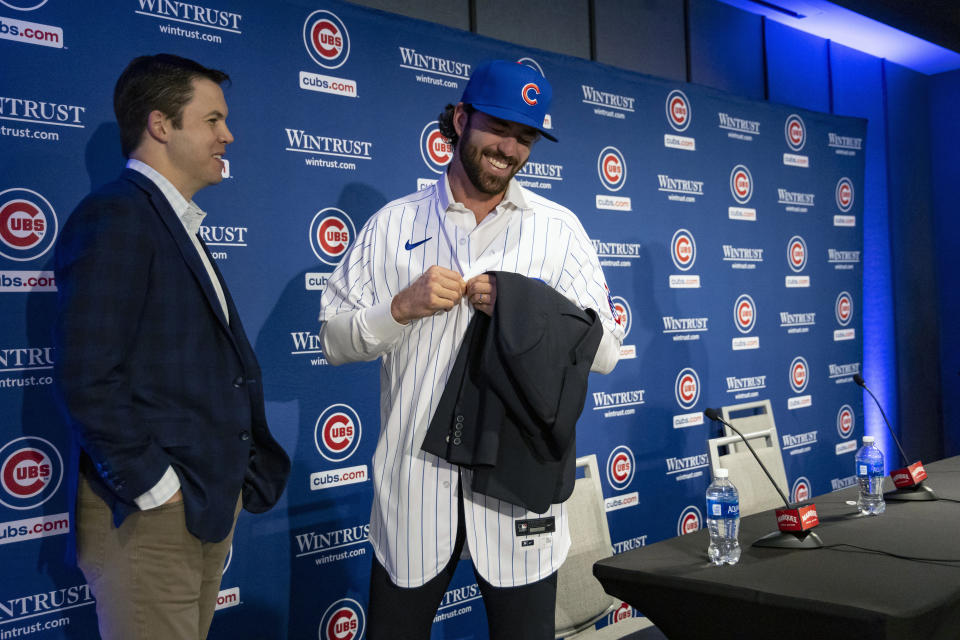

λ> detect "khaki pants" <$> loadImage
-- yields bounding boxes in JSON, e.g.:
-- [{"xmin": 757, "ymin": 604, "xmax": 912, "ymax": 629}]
[{"xmin": 76, "ymin": 476, "xmax": 241, "ymax": 640}]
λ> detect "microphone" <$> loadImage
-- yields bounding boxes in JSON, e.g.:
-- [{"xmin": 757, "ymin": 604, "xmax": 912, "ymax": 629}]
[
  {"xmin": 705, "ymin": 408, "xmax": 822, "ymax": 549},
  {"xmin": 854, "ymin": 373, "xmax": 936, "ymax": 501}
]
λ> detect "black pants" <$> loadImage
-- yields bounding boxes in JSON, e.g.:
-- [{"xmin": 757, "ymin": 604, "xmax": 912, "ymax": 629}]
[{"xmin": 367, "ymin": 488, "xmax": 557, "ymax": 639}]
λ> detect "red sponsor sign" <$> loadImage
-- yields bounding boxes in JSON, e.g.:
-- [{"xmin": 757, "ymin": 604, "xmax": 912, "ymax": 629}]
[
  {"xmin": 775, "ymin": 503, "xmax": 819, "ymax": 532},
  {"xmin": 890, "ymin": 461, "xmax": 927, "ymax": 488}
]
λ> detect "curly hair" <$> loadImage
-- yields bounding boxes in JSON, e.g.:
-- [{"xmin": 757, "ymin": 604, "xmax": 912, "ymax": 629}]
[{"xmin": 437, "ymin": 103, "xmax": 475, "ymax": 149}]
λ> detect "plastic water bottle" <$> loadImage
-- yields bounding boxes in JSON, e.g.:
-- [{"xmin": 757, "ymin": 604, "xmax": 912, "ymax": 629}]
[
  {"xmin": 706, "ymin": 468, "xmax": 740, "ymax": 565},
  {"xmin": 855, "ymin": 436, "xmax": 886, "ymax": 515}
]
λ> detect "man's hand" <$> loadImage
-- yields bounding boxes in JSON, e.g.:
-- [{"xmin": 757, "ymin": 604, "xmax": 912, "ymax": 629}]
[
  {"xmin": 164, "ymin": 490, "xmax": 183, "ymax": 505},
  {"xmin": 466, "ymin": 273, "xmax": 497, "ymax": 317},
  {"xmin": 391, "ymin": 266, "xmax": 466, "ymax": 324}
]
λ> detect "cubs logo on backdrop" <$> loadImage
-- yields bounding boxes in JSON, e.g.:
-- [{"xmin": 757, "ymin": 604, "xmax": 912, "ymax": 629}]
[
  {"xmin": 419, "ymin": 121, "xmax": 452, "ymax": 174},
  {"xmin": 677, "ymin": 505, "xmax": 701, "ymax": 536},
  {"xmin": 728, "ymin": 164, "xmax": 753, "ymax": 204},
  {"xmin": 674, "ymin": 367, "xmax": 701, "ymax": 411},
  {"xmin": 309, "ymin": 207, "xmax": 355, "ymax": 266},
  {"xmin": 671, "ymin": 229, "xmax": 696, "ymax": 271},
  {"xmin": 303, "ymin": 10, "xmax": 350, "ymax": 69},
  {"xmin": 835, "ymin": 291, "xmax": 853, "ymax": 326},
  {"xmin": 835, "ymin": 177, "xmax": 854, "ymax": 212},
  {"xmin": 833, "ymin": 291, "xmax": 855, "ymax": 341},
  {"xmin": 665, "ymin": 89, "xmax": 691, "ymax": 132},
  {"xmin": 0, "ymin": 188, "xmax": 57, "ymax": 262},
  {"xmin": 791, "ymin": 477, "xmax": 811, "ymax": 503},
  {"xmin": 731, "ymin": 293, "xmax": 760, "ymax": 349},
  {"xmin": 0, "ymin": 436, "xmax": 62, "ymax": 510},
  {"xmin": 787, "ymin": 235, "xmax": 807, "ymax": 273},
  {"xmin": 836, "ymin": 404, "xmax": 855, "ymax": 439},
  {"xmin": 606, "ymin": 445, "xmax": 635, "ymax": 492},
  {"xmin": 314, "ymin": 404, "xmax": 362, "ymax": 462},
  {"xmin": 733, "ymin": 294, "xmax": 756, "ymax": 334},
  {"xmin": 597, "ymin": 146, "xmax": 626, "ymax": 192},
  {"xmin": 784, "ymin": 114, "xmax": 806, "ymax": 151},
  {"xmin": 789, "ymin": 356, "xmax": 809, "ymax": 394},
  {"xmin": 319, "ymin": 598, "xmax": 365, "ymax": 640}
]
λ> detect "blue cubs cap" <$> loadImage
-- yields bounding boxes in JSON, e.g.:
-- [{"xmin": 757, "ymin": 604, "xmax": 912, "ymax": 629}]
[{"xmin": 461, "ymin": 60, "xmax": 557, "ymax": 141}]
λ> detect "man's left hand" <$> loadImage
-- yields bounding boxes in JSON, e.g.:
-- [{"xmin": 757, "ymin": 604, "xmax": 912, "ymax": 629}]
[{"xmin": 466, "ymin": 274, "xmax": 497, "ymax": 317}]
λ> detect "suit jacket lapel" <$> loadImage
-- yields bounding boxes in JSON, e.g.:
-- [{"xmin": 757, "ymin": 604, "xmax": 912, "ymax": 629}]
[{"xmin": 123, "ymin": 169, "xmax": 235, "ymax": 337}]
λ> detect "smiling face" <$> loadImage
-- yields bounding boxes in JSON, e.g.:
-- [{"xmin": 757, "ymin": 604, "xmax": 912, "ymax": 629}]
[
  {"xmin": 164, "ymin": 77, "xmax": 233, "ymax": 199},
  {"xmin": 455, "ymin": 108, "xmax": 539, "ymax": 196}
]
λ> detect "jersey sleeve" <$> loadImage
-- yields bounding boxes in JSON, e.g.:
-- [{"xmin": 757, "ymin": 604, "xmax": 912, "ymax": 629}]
[
  {"xmin": 319, "ymin": 215, "xmax": 405, "ymax": 364},
  {"xmin": 553, "ymin": 213, "xmax": 624, "ymax": 374}
]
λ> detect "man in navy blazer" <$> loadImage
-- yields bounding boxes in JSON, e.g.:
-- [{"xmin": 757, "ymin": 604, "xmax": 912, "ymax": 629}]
[{"xmin": 53, "ymin": 54, "xmax": 289, "ymax": 640}]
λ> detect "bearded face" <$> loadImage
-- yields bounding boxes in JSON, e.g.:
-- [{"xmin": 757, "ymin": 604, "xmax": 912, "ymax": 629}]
[{"xmin": 456, "ymin": 111, "xmax": 538, "ymax": 196}]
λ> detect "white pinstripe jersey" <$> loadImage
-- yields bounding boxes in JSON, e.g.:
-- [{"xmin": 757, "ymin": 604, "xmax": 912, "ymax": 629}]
[{"xmin": 319, "ymin": 173, "xmax": 622, "ymax": 588}]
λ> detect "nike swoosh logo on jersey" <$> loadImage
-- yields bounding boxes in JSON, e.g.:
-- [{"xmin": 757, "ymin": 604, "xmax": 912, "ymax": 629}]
[{"xmin": 404, "ymin": 237, "xmax": 432, "ymax": 250}]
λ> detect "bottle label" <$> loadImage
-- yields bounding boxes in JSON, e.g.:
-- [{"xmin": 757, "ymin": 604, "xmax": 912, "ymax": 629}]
[
  {"xmin": 857, "ymin": 460, "xmax": 884, "ymax": 477},
  {"xmin": 707, "ymin": 499, "xmax": 739, "ymax": 518}
]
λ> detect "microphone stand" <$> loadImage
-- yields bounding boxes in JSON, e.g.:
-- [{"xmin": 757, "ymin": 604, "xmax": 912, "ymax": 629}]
[
  {"xmin": 705, "ymin": 409, "xmax": 823, "ymax": 549},
  {"xmin": 854, "ymin": 375, "xmax": 937, "ymax": 501}
]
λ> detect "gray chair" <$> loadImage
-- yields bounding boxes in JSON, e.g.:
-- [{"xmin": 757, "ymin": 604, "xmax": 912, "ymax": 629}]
[
  {"xmin": 707, "ymin": 400, "xmax": 788, "ymax": 516},
  {"xmin": 555, "ymin": 455, "xmax": 654, "ymax": 639}
]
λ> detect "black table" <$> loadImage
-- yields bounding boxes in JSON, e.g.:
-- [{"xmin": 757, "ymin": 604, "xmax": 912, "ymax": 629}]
[{"xmin": 594, "ymin": 457, "xmax": 960, "ymax": 640}]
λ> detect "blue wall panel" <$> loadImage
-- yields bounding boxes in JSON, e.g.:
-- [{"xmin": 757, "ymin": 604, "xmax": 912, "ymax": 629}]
[
  {"xmin": 883, "ymin": 61, "xmax": 943, "ymax": 462},
  {"xmin": 346, "ymin": 0, "xmax": 471, "ymax": 31},
  {"xmin": 929, "ymin": 69, "xmax": 960, "ymax": 457},
  {"xmin": 828, "ymin": 43, "xmax": 897, "ymax": 461},
  {"xmin": 476, "ymin": 0, "xmax": 591, "ymax": 59},
  {"xmin": 764, "ymin": 20, "xmax": 830, "ymax": 112},
  {"xmin": 594, "ymin": 0, "xmax": 687, "ymax": 81},
  {"xmin": 688, "ymin": 0, "xmax": 765, "ymax": 100}
]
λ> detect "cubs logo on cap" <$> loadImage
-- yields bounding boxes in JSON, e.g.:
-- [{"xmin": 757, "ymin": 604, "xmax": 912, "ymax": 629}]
[{"xmin": 461, "ymin": 60, "xmax": 557, "ymax": 141}]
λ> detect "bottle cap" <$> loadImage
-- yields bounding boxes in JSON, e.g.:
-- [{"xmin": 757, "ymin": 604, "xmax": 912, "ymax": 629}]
[
  {"xmin": 715, "ymin": 468, "xmax": 729, "ymax": 478},
  {"xmin": 863, "ymin": 436, "xmax": 875, "ymax": 444}
]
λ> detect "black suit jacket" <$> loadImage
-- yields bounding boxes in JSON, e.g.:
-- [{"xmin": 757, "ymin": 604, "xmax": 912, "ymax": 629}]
[
  {"xmin": 53, "ymin": 169, "xmax": 290, "ymax": 562},
  {"xmin": 422, "ymin": 271, "xmax": 602, "ymax": 513}
]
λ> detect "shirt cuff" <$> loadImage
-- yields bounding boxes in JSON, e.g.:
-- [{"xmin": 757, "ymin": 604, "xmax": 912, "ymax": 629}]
[
  {"xmin": 134, "ymin": 465, "xmax": 181, "ymax": 510},
  {"xmin": 591, "ymin": 326, "xmax": 622, "ymax": 375},
  {"xmin": 363, "ymin": 300, "xmax": 407, "ymax": 341}
]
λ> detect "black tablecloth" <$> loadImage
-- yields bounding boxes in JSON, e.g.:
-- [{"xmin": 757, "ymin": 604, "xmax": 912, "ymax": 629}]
[{"xmin": 594, "ymin": 456, "xmax": 960, "ymax": 640}]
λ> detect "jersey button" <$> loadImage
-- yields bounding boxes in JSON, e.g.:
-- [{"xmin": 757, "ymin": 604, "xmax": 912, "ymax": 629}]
[
  {"xmin": 239, "ymin": 430, "xmax": 250, "ymax": 441},
  {"xmin": 233, "ymin": 376, "xmax": 244, "ymax": 388},
  {"xmin": 452, "ymin": 437, "xmax": 462, "ymax": 445}
]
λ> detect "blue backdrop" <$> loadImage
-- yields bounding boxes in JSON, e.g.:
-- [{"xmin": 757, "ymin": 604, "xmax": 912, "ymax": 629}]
[{"xmin": 0, "ymin": 1, "xmax": 864, "ymax": 638}]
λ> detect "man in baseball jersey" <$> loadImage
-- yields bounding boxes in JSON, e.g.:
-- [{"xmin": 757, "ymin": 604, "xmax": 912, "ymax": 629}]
[{"xmin": 320, "ymin": 60, "xmax": 623, "ymax": 639}]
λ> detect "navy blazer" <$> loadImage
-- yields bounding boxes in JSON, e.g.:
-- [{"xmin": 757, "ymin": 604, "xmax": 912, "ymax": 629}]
[
  {"xmin": 422, "ymin": 271, "xmax": 603, "ymax": 513},
  {"xmin": 53, "ymin": 169, "xmax": 289, "ymax": 562}
]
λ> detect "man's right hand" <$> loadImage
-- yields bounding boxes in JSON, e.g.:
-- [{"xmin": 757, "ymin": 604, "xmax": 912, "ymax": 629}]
[{"xmin": 391, "ymin": 266, "xmax": 466, "ymax": 324}]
